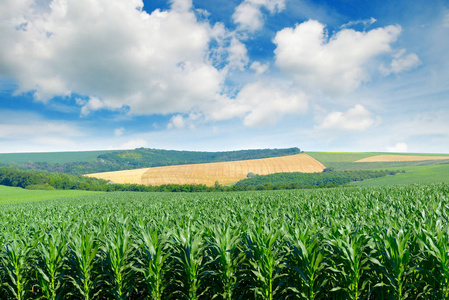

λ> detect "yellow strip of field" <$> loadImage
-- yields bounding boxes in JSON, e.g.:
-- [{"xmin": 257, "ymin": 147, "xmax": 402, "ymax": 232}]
[
  {"xmin": 85, "ymin": 167, "xmax": 150, "ymax": 184},
  {"xmin": 141, "ymin": 154, "xmax": 325, "ymax": 186},
  {"xmin": 86, "ymin": 154, "xmax": 326, "ymax": 186},
  {"xmin": 356, "ymin": 155, "xmax": 449, "ymax": 163}
]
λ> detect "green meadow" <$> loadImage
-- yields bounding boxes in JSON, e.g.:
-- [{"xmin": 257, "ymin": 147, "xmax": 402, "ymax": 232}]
[
  {"xmin": 353, "ymin": 164, "xmax": 449, "ymax": 186},
  {"xmin": 0, "ymin": 185, "xmax": 103, "ymax": 205}
]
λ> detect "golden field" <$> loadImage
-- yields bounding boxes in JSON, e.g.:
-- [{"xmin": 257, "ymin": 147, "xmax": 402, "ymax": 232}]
[
  {"xmin": 86, "ymin": 154, "xmax": 326, "ymax": 186},
  {"xmin": 86, "ymin": 168, "xmax": 150, "ymax": 185},
  {"xmin": 356, "ymin": 154, "xmax": 449, "ymax": 163}
]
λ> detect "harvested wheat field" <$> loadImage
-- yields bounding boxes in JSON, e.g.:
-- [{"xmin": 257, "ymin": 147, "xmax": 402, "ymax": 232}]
[
  {"xmin": 86, "ymin": 154, "xmax": 325, "ymax": 186},
  {"xmin": 356, "ymin": 154, "xmax": 449, "ymax": 163},
  {"xmin": 86, "ymin": 167, "xmax": 150, "ymax": 184}
]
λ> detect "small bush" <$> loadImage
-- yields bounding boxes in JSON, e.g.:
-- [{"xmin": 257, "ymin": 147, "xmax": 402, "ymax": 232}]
[{"xmin": 247, "ymin": 172, "xmax": 258, "ymax": 178}]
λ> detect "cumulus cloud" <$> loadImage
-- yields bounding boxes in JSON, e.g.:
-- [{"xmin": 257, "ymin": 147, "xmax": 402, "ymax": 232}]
[
  {"xmin": 274, "ymin": 20, "xmax": 402, "ymax": 95},
  {"xmin": 233, "ymin": 0, "xmax": 286, "ymax": 32},
  {"xmin": 167, "ymin": 115, "xmax": 186, "ymax": 129},
  {"xmin": 250, "ymin": 61, "xmax": 269, "ymax": 74},
  {"xmin": 227, "ymin": 37, "xmax": 249, "ymax": 70},
  {"xmin": 0, "ymin": 0, "xmax": 229, "ymax": 115},
  {"xmin": 387, "ymin": 142, "xmax": 408, "ymax": 153},
  {"xmin": 80, "ymin": 97, "xmax": 107, "ymax": 116},
  {"xmin": 380, "ymin": 49, "xmax": 421, "ymax": 75},
  {"xmin": 207, "ymin": 82, "xmax": 308, "ymax": 127},
  {"xmin": 317, "ymin": 104, "xmax": 376, "ymax": 131}
]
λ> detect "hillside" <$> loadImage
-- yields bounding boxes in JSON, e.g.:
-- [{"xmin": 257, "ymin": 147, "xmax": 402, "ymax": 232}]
[
  {"xmin": 86, "ymin": 153, "xmax": 325, "ymax": 186},
  {"xmin": 0, "ymin": 150, "xmax": 114, "ymax": 165},
  {"xmin": 0, "ymin": 147, "xmax": 301, "ymax": 175},
  {"xmin": 307, "ymin": 151, "xmax": 449, "ymax": 186}
]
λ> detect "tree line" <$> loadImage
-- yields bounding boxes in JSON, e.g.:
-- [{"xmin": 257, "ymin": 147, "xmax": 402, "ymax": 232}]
[
  {"xmin": 0, "ymin": 167, "xmax": 403, "ymax": 193},
  {"xmin": 233, "ymin": 169, "xmax": 405, "ymax": 190}
]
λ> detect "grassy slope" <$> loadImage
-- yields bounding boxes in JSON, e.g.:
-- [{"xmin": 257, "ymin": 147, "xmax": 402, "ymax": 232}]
[
  {"xmin": 307, "ymin": 152, "xmax": 449, "ymax": 186},
  {"xmin": 0, "ymin": 185, "xmax": 104, "ymax": 205},
  {"xmin": 352, "ymin": 164, "xmax": 449, "ymax": 186},
  {"xmin": 307, "ymin": 152, "xmax": 449, "ymax": 165},
  {"xmin": 0, "ymin": 150, "xmax": 117, "ymax": 164},
  {"xmin": 306, "ymin": 152, "xmax": 381, "ymax": 164}
]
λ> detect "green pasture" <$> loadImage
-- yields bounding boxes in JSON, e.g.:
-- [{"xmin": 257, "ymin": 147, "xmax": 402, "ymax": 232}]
[
  {"xmin": 306, "ymin": 151, "xmax": 380, "ymax": 163},
  {"xmin": 0, "ymin": 185, "xmax": 103, "ymax": 205},
  {"xmin": 352, "ymin": 164, "xmax": 449, "ymax": 186},
  {"xmin": 307, "ymin": 151, "xmax": 449, "ymax": 166}
]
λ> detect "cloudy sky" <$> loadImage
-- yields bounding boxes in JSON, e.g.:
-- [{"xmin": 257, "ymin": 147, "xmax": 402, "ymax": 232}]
[{"xmin": 1, "ymin": 0, "xmax": 448, "ymax": 153}]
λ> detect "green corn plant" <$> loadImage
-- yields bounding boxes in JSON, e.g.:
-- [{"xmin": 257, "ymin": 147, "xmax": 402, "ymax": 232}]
[
  {"xmin": 206, "ymin": 223, "xmax": 242, "ymax": 300},
  {"xmin": 285, "ymin": 225, "xmax": 328, "ymax": 300},
  {"xmin": 0, "ymin": 234, "xmax": 5, "ymax": 298},
  {"xmin": 1, "ymin": 237, "xmax": 36, "ymax": 300},
  {"xmin": 326, "ymin": 226, "xmax": 375, "ymax": 300},
  {"xmin": 35, "ymin": 231, "xmax": 68, "ymax": 300},
  {"xmin": 102, "ymin": 221, "xmax": 136, "ymax": 300},
  {"xmin": 133, "ymin": 224, "xmax": 169, "ymax": 300},
  {"xmin": 418, "ymin": 221, "xmax": 449, "ymax": 298},
  {"xmin": 371, "ymin": 229, "xmax": 417, "ymax": 300},
  {"xmin": 244, "ymin": 223, "xmax": 287, "ymax": 300},
  {"xmin": 167, "ymin": 224, "xmax": 205, "ymax": 300},
  {"xmin": 66, "ymin": 229, "xmax": 101, "ymax": 300}
]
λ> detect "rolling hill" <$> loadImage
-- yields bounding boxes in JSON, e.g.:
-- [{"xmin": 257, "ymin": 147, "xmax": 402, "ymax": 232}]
[{"xmin": 86, "ymin": 153, "xmax": 326, "ymax": 186}]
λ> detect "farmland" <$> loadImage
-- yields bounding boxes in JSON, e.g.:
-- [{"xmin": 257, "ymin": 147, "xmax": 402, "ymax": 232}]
[
  {"xmin": 356, "ymin": 154, "xmax": 449, "ymax": 162},
  {"xmin": 87, "ymin": 153, "xmax": 326, "ymax": 186},
  {"xmin": 307, "ymin": 151, "xmax": 449, "ymax": 185},
  {"xmin": 1, "ymin": 184, "xmax": 449, "ymax": 299},
  {"xmin": 0, "ymin": 185, "xmax": 103, "ymax": 205}
]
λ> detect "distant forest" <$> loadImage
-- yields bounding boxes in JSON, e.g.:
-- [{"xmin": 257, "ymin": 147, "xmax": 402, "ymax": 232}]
[
  {"xmin": 1, "ymin": 147, "xmax": 302, "ymax": 175},
  {"xmin": 0, "ymin": 166, "xmax": 402, "ymax": 193}
]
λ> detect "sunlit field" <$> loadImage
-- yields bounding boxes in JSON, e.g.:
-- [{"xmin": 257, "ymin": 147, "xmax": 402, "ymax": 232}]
[{"xmin": 1, "ymin": 184, "xmax": 449, "ymax": 299}]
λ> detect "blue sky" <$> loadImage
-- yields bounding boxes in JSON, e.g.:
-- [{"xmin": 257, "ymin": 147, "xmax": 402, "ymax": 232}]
[{"xmin": 0, "ymin": 0, "xmax": 448, "ymax": 153}]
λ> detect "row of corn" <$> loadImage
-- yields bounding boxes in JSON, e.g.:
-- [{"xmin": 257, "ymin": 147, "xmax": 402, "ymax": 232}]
[{"xmin": 1, "ymin": 184, "xmax": 449, "ymax": 299}]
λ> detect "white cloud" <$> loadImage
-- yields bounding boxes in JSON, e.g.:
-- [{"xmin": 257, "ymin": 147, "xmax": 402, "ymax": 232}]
[
  {"xmin": 380, "ymin": 49, "xmax": 421, "ymax": 75},
  {"xmin": 80, "ymin": 97, "xmax": 107, "ymax": 116},
  {"xmin": 317, "ymin": 104, "xmax": 376, "ymax": 131},
  {"xmin": 170, "ymin": 0, "xmax": 192, "ymax": 12},
  {"xmin": 167, "ymin": 114, "xmax": 185, "ymax": 129},
  {"xmin": 114, "ymin": 127, "xmax": 125, "ymax": 137},
  {"xmin": 227, "ymin": 37, "xmax": 249, "ymax": 70},
  {"xmin": 274, "ymin": 20, "xmax": 402, "ymax": 95},
  {"xmin": 0, "ymin": 0, "xmax": 227, "ymax": 115},
  {"xmin": 207, "ymin": 81, "xmax": 308, "ymax": 127},
  {"xmin": 340, "ymin": 17, "xmax": 377, "ymax": 29},
  {"xmin": 233, "ymin": 0, "xmax": 286, "ymax": 32},
  {"xmin": 250, "ymin": 61, "xmax": 269, "ymax": 75},
  {"xmin": 387, "ymin": 142, "xmax": 408, "ymax": 153}
]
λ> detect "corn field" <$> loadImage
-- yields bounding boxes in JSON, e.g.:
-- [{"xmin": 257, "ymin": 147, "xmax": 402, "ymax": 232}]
[{"xmin": 1, "ymin": 183, "xmax": 449, "ymax": 299}]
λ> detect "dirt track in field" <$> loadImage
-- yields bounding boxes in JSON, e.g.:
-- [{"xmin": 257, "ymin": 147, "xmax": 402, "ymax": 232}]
[
  {"xmin": 356, "ymin": 155, "xmax": 449, "ymax": 163},
  {"xmin": 86, "ymin": 154, "xmax": 326, "ymax": 186}
]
